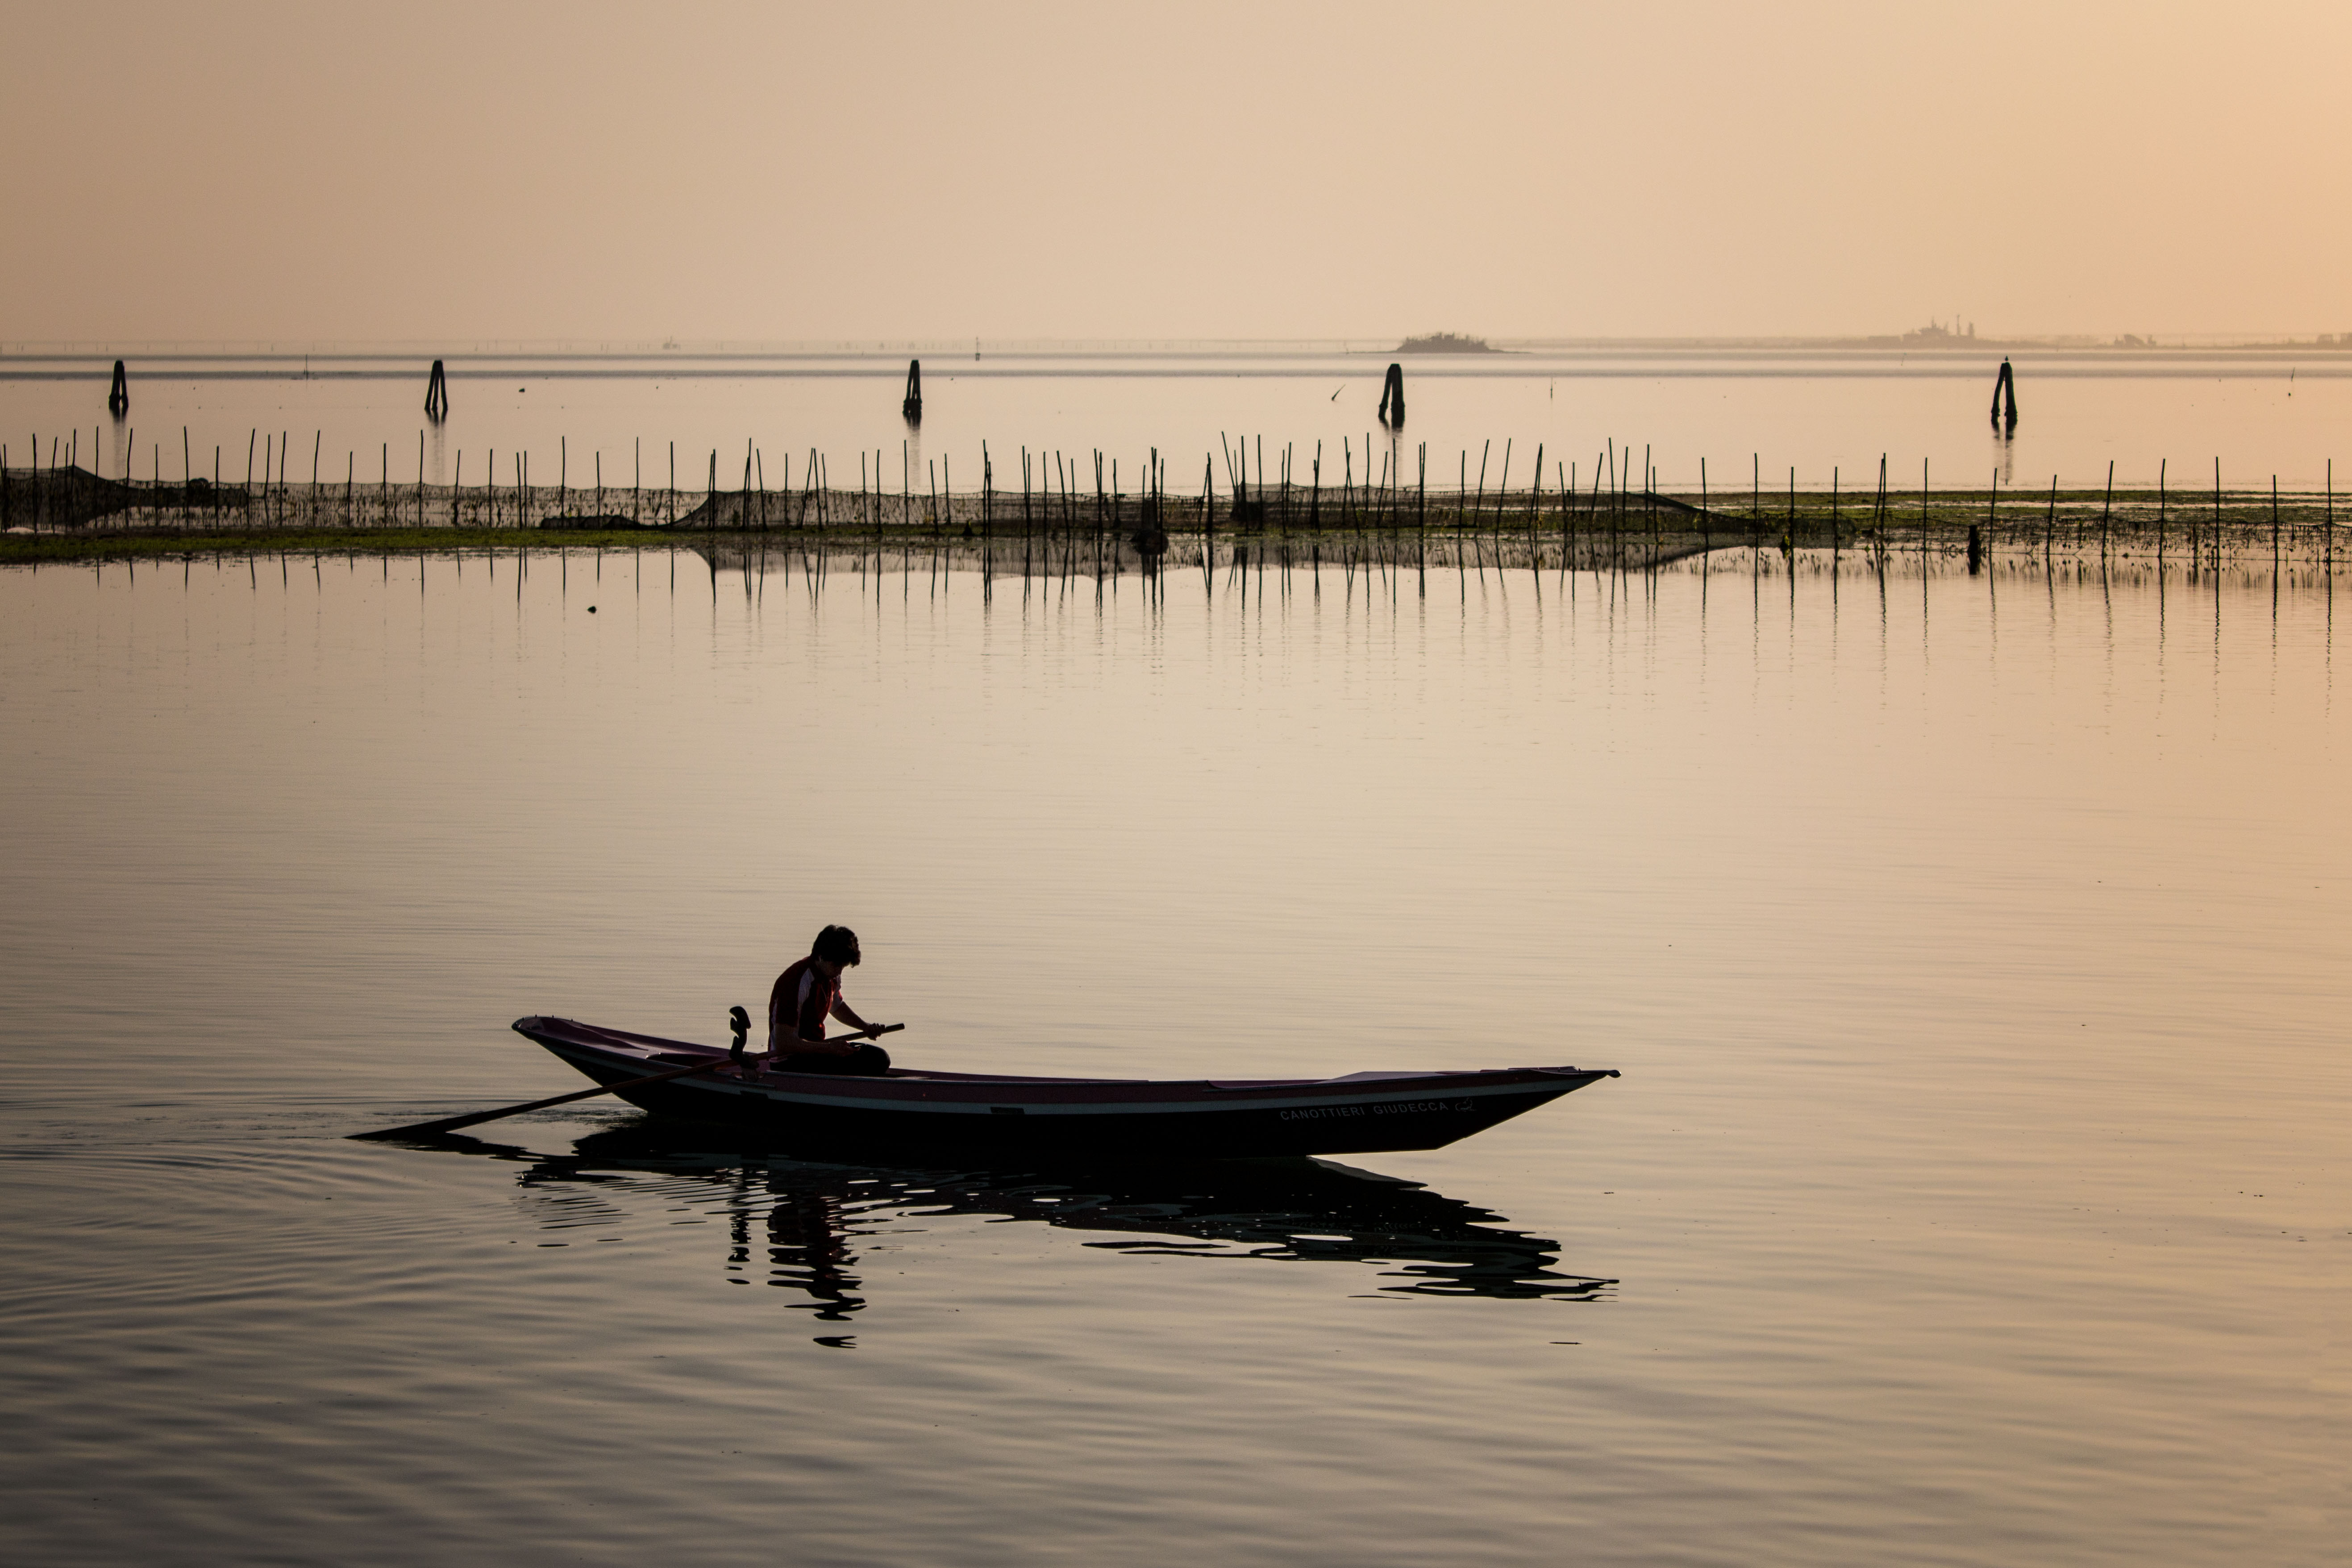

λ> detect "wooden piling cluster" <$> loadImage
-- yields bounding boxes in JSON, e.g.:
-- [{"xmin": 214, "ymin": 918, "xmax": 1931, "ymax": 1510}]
[{"xmin": 1990, "ymin": 358, "xmax": 2018, "ymax": 430}]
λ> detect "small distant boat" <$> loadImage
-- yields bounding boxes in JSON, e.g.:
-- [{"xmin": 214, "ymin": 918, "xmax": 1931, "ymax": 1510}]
[{"xmin": 512, "ymin": 1016, "xmax": 1617, "ymax": 1160}]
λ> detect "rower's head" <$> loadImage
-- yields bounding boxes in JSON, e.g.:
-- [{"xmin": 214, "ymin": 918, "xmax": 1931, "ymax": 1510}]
[{"xmin": 811, "ymin": 924, "xmax": 862, "ymax": 968}]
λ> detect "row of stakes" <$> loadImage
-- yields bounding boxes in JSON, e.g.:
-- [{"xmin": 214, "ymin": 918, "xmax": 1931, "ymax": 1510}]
[
  {"xmin": 80, "ymin": 357, "xmax": 1531, "ymax": 437},
  {"xmin": 87, "ymin": 355, "xmax": 2024, "ymax": 436}
]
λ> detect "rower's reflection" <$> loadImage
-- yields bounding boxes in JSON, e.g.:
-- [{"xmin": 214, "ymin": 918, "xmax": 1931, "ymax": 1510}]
[
  {"xmin": 464, "ymin": 1122, "xmax": 1615, "ymax": 1331},
  {"xmin": 736, "ymin": 1186, "xmax": 863, "ymax": 1322}
]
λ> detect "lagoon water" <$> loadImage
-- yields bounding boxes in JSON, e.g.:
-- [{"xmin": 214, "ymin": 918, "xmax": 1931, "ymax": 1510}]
[{"xmin": 2, "ymin": 539, "xmax": 2348, "ymax": 1566}]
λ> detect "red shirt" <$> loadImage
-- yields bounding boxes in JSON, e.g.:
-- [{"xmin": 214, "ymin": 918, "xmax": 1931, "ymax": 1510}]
[{"xmin": 769, "ymin": 957, "xmax": 840, "ymax": 1050}]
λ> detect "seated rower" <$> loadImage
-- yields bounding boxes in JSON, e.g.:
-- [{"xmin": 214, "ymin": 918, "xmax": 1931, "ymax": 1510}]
[{"xmin": 769, "ymin": 924, "xmax": 898, "ymax": 1076}]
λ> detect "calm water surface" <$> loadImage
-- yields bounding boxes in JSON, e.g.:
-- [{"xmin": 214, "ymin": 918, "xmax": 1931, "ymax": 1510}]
[{"xmin": 1, "ymin": 545, "xmax": 2346, "ymax": 1566}]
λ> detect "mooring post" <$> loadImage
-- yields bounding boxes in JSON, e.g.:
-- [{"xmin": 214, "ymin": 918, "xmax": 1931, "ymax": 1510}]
[
  {"xmin": 1990, "ymin": 358, "xmax": 2018, "ymax": 429},
  {"xmin": 108, "ymin": 360, "xmax": 129, "ymax": 417},
  {"xmin": 1562, "ymin": 459, "xmax": 1574, "ymax": 561},
  {"xmin": 1378, "ymin": 362, "xmax": 1405, "ymax": 427},
  {"xmin": 1530, "ymin": 442, "xmax": 1543, "ymax": 568},
  {"xmin": 903, "ymin": 360, "xmax": 922, "ymax": 423},
  {"xmin": 424, "ymin": 360, "xmax": 449, "ymax": 421},
  {"xmin": 1971, "ymin": 469, "xmax": 1998, "ymax": 569}
]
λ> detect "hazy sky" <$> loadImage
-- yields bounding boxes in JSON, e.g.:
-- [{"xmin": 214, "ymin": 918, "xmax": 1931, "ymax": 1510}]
[{"xmin": 6, "ymin": 1, "xmax": 2347, "ymax": 343}]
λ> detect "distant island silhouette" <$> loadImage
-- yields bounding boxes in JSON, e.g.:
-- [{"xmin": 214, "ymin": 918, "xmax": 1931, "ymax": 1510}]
[{"xmin": 1396, "ymin": 332, "xmax": 1499, "ymax": 354}]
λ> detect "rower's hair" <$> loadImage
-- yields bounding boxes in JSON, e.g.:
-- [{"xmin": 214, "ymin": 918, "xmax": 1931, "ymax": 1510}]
[{"xmin": 812, "ymin": 924, "xmax": 862, "ymax": 966}]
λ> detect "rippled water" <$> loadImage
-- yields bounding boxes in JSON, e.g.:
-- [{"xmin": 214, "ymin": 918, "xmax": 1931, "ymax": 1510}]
[{"xmin": 2, "ymin": 546, "xmax": 2346, "ymax": 1565}]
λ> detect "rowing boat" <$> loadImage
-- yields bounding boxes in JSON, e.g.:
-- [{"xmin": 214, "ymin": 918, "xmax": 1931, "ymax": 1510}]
[{"xmin": 512, "ymin": 1015, "xmax": 1618, "ymax": 1160}]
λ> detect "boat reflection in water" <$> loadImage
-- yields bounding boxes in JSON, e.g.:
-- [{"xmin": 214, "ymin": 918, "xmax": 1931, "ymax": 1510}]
[{"xmin": 441, "ymin": 1121, "xmax": 1615, "ymax": 1331}]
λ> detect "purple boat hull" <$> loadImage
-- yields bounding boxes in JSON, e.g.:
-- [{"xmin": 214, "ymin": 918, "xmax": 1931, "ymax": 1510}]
[{"xmin": 513, "ymin": 1016, "xmax": 1617, "ymax": 1160}]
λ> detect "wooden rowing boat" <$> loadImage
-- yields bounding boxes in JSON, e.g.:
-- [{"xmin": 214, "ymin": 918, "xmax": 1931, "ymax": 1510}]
[{"xmin": 512, "ymin": 1015, "xmax": 1618, "ymax": 1160}]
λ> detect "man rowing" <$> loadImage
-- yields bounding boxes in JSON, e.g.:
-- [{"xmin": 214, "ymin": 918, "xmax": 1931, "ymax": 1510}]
[{"xmin": 768, "ymin": 924, "xmax": 898, "ymax": 1076}]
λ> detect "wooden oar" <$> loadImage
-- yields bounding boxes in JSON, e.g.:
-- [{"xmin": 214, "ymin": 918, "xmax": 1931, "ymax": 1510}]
[{"xmin": 349, "ymin": 1024, "xmax": 904, "ymax": 1141}]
